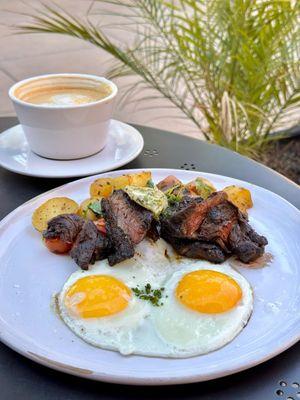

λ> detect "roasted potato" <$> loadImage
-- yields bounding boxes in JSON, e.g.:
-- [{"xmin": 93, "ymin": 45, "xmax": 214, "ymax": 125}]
[
  {"xmin": 90, "ymin": 171, "xmax": 152, "ymax": 198},
  {"xmin": 222, "ymin": 185, "xmax": 253, "ymax": 213},
  {"xmin": 78, "ymin": 198, "xmax": 101, "ymax": 221},
  {"xmin": 186, "ymin": 177, "xmax": 216, "ymax": 199},
  {"xmin": 129, "ymin": 171, "xmax": 152, "ymax": 187},
  {"xmin": 32, "ymin": 197, "xmax": 79, "ymax": 232}
]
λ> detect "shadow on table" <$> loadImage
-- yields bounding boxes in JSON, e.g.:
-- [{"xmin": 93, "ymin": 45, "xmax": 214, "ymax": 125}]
[{"xmin": 1, "ymin": 341, "xmax": 299, "ymax": 400}]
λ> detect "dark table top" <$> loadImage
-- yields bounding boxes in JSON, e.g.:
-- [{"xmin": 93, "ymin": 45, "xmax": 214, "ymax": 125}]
[{"xmin": 0, "ymin": 116, "xmax": 299, "ymax": 400}]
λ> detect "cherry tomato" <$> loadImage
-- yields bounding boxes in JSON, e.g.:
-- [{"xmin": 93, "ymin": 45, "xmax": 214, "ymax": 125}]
[
  {"xmin": 94, "ymin": 218, "xmax": 106, "ymax": 235},
  {"xmin": 45, "ymin": 237, "xmax": 72, "ymax": 254}
]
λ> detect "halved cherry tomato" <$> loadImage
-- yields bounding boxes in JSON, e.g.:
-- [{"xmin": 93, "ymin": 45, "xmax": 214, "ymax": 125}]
[
  {"xmin": 94, "ymin": 218, "xmax": 106, "ymax": 235},
  {"xmin": 45, "ymin": 237, "xmax": 73, "ymax": 254}
]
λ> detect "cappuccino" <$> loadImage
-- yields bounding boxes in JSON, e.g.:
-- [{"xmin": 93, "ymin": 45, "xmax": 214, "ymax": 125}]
[{"xmin": 14, "ymin": 76, "xmax": 112, "ymax": 107}]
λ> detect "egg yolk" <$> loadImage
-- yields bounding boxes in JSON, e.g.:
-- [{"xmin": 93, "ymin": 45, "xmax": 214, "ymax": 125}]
[
  {"xmin": 176, "ymin": 270, "xmax": 242, "ymax": 314},
  {"xmin": 64, "ymin": 275, "xmax": 131, "ymax": 318}
]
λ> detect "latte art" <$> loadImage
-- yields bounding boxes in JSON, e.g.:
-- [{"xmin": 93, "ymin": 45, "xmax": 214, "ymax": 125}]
[
  {"xmin": 22, "ymin": 86, "xmax": 111, "ymax": 106},
  {"xmin": 14, "ymin": 76, "xmax": 112, "ymax": 107}
]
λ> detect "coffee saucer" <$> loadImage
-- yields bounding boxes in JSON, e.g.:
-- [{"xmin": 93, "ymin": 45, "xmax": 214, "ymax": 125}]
[{"xmin": 0, "ymin": 120, "xmax": 144, "ymax": 178}]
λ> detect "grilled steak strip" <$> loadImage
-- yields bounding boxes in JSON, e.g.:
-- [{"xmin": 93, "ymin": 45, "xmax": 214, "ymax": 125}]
[
  {"xmin": 43, "ymin": 214, "xmax": 84, "ymax": 242},
  {"xmin": 107, "ymin": 190, "xmax": 153, "ymax": 244},
  {"xmin": 147, "ymin": 219, "xmax": 160, "ymax": 242},
  {"xmin": 229, "ymin": 213, "xmax": 268, "ymax": 263},
  {"xmin": 161, "ymin": 192, "xmax": 227, "ymax": 239},
  {"xmin": 101, "ymin": 197, "xmax": 135, "ymax": 266},
  {"xmin": 92, "ymin": 234, "xmax": 112, "ymax": 263},
  {"xmin": 70, "ymin": 220, "xmax": 99, "ymax": 270},
  {"xmin": 161, "ymin": 191, "xmax": 267, "ymax": 264},
  {"xmin": 169, "ymin": 239, "xmax": 226, "ymax": 263},
  {"xmin": 197, "ymin": 201, "xmax": 238, "ymax": 251}
]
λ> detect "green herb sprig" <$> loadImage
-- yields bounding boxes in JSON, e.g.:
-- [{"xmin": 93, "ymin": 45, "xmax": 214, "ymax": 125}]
[
  {"xmin": 131, "ymin": 283, "xmax": 165, "ymax": 307},
  {"xmin": 165, "ymin": 184, "xmax": 183, "ymax": 205},
  {"xmin": 146, "ymin": 179, "xmax": 155, "ymax": 188},
  {"xmin": 88, "ymin": 200, "xmax": 103, "ymax": 217}
]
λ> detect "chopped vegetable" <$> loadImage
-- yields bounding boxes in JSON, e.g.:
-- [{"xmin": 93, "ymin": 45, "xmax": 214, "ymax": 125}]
[
  {"xmin": 78, "ymin": 198, "xmax": 100, "ymax": 221},
  {"xmin": 146, "ymin": 179, "xmax": 155, "ymax": 188},
  {"xmin": 44, "ymin": 237, "xmax": 72, "ymax": 254},
  {"xmin": 131, "ymin": 283, "xmax": 165, "ymax": 306},
  {"xmin": 164, "ymin": 184, "xmax": 184, "ymax": 204},
  {"xmin": 90, "ymin": 171, "xmax": 152, "ymax": 198},
  {"xmin": 94, "ymin": 218, "xmax": 106, "ymax": 235},
  {"xmin": 157, "ymin": 175, "xmax": 182, "ymax": 192},
  {"xmin": 32, "ymin": 197, "xmax": 79, "ymax": 232},
  {"xmin": 186, "ymin": 177, "xmax": 216, "ymax": 198},
  {"xmin": 124, "ymin": 185, "xmax": 168, "ymax": 217},
  {"xmin": 88, "ymin": 200, "xmax": 103, "ymax": 217},
  {"xmin": 222, "ymin": 185, "xmax": 253, "ymax": 213}
]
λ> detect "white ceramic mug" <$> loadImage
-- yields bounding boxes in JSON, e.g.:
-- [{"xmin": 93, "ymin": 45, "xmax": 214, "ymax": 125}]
[{"xmin": 9, "ymin": 73, "xmax": 118, "ymax": 160}]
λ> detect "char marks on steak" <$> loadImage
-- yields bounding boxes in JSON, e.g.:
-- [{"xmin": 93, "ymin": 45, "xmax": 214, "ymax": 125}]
[
  {"xmin": 198, "ymin": 201, "xmax": 238, "ymax": 251},
  {"xmin": 70, "ymin": 220, "xmax": 101, "ymax": 270},
  {"xmin": 44, "ymin": 214, "xmax": 111, "ymax": 270},
  {"xmin": 228, "ymin": 213, "xmax": 268, "ymax": 263},
  {"xmin": 169, "ymin": 239, "xmax": 226, "ymax": 263},
  {"xmin": 106, "ymin": 190, "xmax": 153, "ymax": 245},
  {"xmin": 147, "ymin": 219, "xmax": 160, "ymax": 242},
  {"xmin": 101, "ymin": 196, "xmax": 135, "ymax": 266},
  {"xmin": 43, "ymin": 214, "xmax": 84, "ymax": 242},
  {"xmin": 160, "ymin": 192, "xmax": 226, "ymax": 239},
  {"xmin": 160, "ymin": 191, "xmax": 267, "ymax": 263}
]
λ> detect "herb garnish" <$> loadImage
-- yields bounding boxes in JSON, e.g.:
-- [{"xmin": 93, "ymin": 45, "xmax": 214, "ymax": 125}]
[
  {"xmin": 88, "ymin": 200, "xmax": 103, "ymax": 217},
  {"xmin": 146, "ymin": 179, "xmax": 155, "ymax": 188},
  {"xmin": 165, "ymin": 184, "xmax": 183, "ymax": 205},
  {"xmin": 131, "ymin": 283, "xmax": 165, "ymax": 306}
]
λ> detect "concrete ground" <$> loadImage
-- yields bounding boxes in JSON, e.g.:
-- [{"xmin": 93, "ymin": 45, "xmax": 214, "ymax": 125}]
[{"xmin": 0, "ymin": 0, "xmax": 200, "ymax": 138}]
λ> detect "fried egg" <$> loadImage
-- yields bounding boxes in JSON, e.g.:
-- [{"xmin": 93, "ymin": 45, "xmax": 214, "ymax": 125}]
[
  {"xmin": 57, "ymin": 239, "xmax": 176, "ymax": 354},
  {"xmin": 151, "ymin": 261, "xmax": 253, "ymax": 357},
  {"xmin": 57, "ymin": 241, "xmax": 253, "ymax": 358},
  {"xmin": 58, "ymin": 263, "xmax": 151, "ymax": 355}
]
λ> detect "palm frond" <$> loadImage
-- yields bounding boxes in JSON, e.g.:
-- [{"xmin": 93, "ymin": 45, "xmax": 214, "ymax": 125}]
[{"xmin": 16, "ymin": 0, "xmax": 300, "ymax": 154}]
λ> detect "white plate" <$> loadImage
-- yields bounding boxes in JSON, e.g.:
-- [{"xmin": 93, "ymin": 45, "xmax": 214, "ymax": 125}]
[
  {"xmin": 0, "ymin": 120, "xmax": 143, "ymax": 178},
  {"xmin": 0, "ymin": 169, "xmax": 299, "ymax": 385}
]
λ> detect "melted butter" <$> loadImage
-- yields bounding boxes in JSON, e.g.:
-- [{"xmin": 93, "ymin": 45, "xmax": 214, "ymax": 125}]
[{"xmin": 124, "ymin": 186, "xmax": 168, "ymax": 217}]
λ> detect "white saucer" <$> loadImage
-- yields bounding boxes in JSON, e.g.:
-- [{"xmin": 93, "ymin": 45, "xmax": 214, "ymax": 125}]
[{"xmin": 0, "ymin": 120, "xmax": 144, "ymax": 178}]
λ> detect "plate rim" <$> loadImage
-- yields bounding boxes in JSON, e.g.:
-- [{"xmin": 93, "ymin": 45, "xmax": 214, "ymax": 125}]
[
  {"xmin": 0, "ymin": 168, "xmax": 299, "ymax": 385},
  {"xmin": 0, "ymin": 120, "xmax": 144, "ymax": 178}
]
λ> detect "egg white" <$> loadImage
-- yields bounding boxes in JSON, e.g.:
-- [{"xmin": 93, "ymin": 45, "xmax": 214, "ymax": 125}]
[
  {"xmin": 57, "ymin": 240, "xmax": 253, "ymax": 358},
  {"xmin": 58, "ymin": 262, "xmax": 151, "ymax": 355},
  {"xmin": 151, "ymin": 260, "xmax": 253, "ymax": 357},
  {"xmin": 57, "ymin": 239, "xmax": 177, "ymax": 355}
]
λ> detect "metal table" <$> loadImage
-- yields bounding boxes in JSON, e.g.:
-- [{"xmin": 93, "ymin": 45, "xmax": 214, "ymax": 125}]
[{"xmin": 0, "ymin": 116, "xmax": 299, "ymax": 400}]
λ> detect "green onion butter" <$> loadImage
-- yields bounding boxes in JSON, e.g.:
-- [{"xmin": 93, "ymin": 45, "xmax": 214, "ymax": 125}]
[{"xmin": 124, "ymin": 185, "xmax": 168, "ymax": 217}]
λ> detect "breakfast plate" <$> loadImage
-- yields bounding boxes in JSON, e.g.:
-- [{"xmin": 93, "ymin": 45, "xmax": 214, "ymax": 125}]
[
  {"xmin": 0, "ymin": 169, "xmax": 299, "ymax": 385},
  {"xmin": 0, "ymin": 120, "xmax": 143, "ymax": 178}
]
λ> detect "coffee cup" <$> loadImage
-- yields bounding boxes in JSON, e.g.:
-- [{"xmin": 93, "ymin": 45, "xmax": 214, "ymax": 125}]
[{"xmin": 9, "ymin": 73, "xmax": 118, "ymax": 160}]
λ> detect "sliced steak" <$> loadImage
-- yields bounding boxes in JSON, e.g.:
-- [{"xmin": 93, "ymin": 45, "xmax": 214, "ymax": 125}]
[
  {"xmin": 147, "ymin": 219, "xmax": 160, "ymax": 242},
  {"xmin": 92, "ymin": 233, "xmax": 112, "ymax": 262},
  {"xmin": 197, "ymin": 201, "xmax": 238, "ymax": 251},
  {"xmin": 160, "ymin": 192, "xmax": 226, "ymax": 239},
  {"xmin": 70, "ymin": 220, "xmax": 99, "ymax": 270},
  {"xmin": 161, "ymin": 191, "xmax": 267, "ymax": 264},
  {"xmin": 229, "ymin": 214, "xmax": 268, "ymax": 263},
  {"xmin": 107, "ymin": 190, "xmax": 153, "ymax": 244},
  {"xmin": 101, "ymin": 197, "xmax": 135, "ymax": 266},
  {"xmin": 43, "ymin": 214, "xmax": 84, "ymax": 242},
  {"xmin": 170, "ymin": 239, "xmax": 226, "ymax": 263}
]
